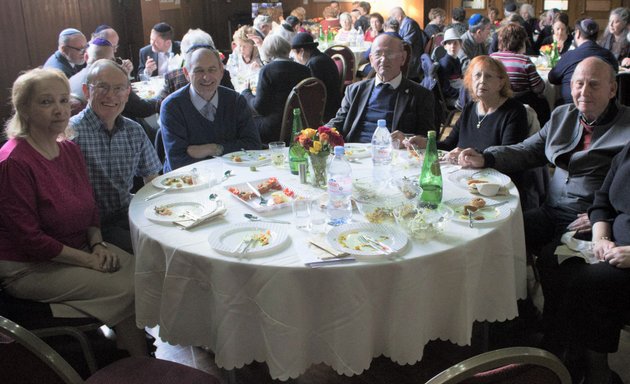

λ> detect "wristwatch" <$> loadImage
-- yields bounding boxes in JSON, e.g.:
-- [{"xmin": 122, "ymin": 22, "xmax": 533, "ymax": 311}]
[
  {"xmin": 91, "ymin": 241, "xmax": 108, "ymax": 250},
  {"xmin": 214, "ymin": 144, "xmax": 224, "ymax": 157}
]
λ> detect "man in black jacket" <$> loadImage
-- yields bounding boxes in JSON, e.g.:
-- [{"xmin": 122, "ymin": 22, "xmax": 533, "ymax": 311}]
[
  {"xmin": 138, "ymin": 22, "xmax": 181, "ymax": 78},
  {"xmin": 290, "ymin": 33, "xmax": 341, "ymax": 122}
]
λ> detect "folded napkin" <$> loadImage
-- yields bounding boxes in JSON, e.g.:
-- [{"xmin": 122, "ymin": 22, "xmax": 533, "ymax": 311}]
[
  {"xmin": 555, "ymin": 231, "xmax": 597, "ymax": 264},
  {"xmin": 173, "ymin": 205, "xmax": 226, "ymax": 230}
]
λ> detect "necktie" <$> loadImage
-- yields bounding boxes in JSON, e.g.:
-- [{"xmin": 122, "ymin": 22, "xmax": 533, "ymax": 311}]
[{"xmin": 201, "ymin": 101, "xmax": 216, "ymax": 122}]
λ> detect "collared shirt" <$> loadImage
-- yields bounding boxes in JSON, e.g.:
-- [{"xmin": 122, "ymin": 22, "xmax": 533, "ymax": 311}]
[
  {"xmin": 157, "ymin": 46, "xmax": 173, "ymax": 76},
  {"xmin": 189, "ymin": 86, "xmax": 218, "ymax": 120},
  {"xmin": 70, "ymin": 108, "xmax": 162, "ymax": 220},
  {"xmin": 374, "ymin": 72, "xmax": 402, "ymax": 90}
]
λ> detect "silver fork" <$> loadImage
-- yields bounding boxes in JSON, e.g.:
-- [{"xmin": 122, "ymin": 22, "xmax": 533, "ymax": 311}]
[{"xmin": 359, "ymin": 234, "xmax": 395, "ymax": 258}]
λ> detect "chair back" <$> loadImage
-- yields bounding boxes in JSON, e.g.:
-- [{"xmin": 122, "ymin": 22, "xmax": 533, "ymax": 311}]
[
  {"xmin": 278, "ymin": 77, "xmax": 327, "ymax": 145},
  {"xmin": 425, "ymin": 347, "xmax": 571, "ymax": 384},
  {"xmin": 401, "ymin": 42, "xmax": 413, "ymax": 78},
  {"xmin": 330, "ymin": 54, "xmax": 348, "ymax": 96},
  {"xmin": 324, "ymin": 45, "xmax": 355, "ymax": 85},
  {"xmin": 0, "ymin": 315, "xmax": 84, "ymax": 384},
  {"xmin": 617, "ymin": 72, "xmax": 630, "ymax": 106}
]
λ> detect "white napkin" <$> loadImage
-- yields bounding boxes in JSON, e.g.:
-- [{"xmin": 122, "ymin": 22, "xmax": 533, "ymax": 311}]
[
  {"xmin": 303, "ymin": 235, "xmax": 355, "ymax": 267},
  {"xmin": 173, "ymin": 205, "xmax": 226, "ymax": 230},
  {"xmin": 555, "ymin": 231, "xmax": 597, "ymax": 264}
]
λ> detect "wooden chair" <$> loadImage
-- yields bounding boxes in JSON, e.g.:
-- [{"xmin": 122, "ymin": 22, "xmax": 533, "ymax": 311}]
[
  {"xmin": 425, "ymin": 347, "xmax": 571, "ymax": 384},
  {"xmin": 0, "ymin": 315, "xmax": 221, "ymax": 384},
  {"xmin": 324, "ymin": 45, "xmax": 356, "ymax": 87},
  {"xmin": 401, "ymin": 42, "xmax": 412, "ymax": 79},
  {"xmin": 278, "ymin": 77, "xmax": 327, "ymax": 145}
]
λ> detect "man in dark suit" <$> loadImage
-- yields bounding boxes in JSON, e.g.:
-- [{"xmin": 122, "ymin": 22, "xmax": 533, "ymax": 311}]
[
  {"xmin": 290, "ymin": 33, "xmax": 341, "ymax": 122},
  {"xmin": 138, "ymin": 22, "xmax": 181, "ymax": 78},
  {"xmin": 390, "ymin": 7, "xmax": 427, "ymax": 81},
  {"xmin": 326, "ymin": 34, "xmax": 435, "ymax": 143}
]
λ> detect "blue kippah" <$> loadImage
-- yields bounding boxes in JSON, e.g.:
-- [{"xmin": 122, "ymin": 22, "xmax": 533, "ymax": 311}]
[
  {"xmin": 59, "ymin": 28, "xmax": 82, "ymax": 37},
  {"xmin": 468, "ymin": 14, "xmax": 483, "ymax": 26}
]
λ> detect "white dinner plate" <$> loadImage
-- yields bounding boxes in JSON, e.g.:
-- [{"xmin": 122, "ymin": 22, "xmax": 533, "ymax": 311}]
[
  {"xmin": 443, "ymin": 198, "xmax": 510, "ymax": 224},
  {"xmin": 151, "ymin": 172, "xmax": 207, "ymax": 190},
  {"xmin": 344, "ymin": 143, "xmax": 372, "ymax": 159},
  {"xmin": 447, "ymin": 168, "xmax": 511, "ymax": 191},
  {"xmin": 326, "ymin": 223, "xmax": 408, "ymax": 257},
  {"xmin": 209, "ymin": 223, "xmax": 288, "ymax": 258},
  {"xmin": 144, "ymin": 200, "xmax": 217, "ymax": 223},
  {"xmin": 221, "ymin": 150, "xmax": 271, "ymax": 167}
]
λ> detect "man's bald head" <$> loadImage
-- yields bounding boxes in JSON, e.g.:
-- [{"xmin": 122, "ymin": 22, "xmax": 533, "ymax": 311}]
[{"xmin": 571, "ymin": 56, "xmax": 618, "ymax": 121}]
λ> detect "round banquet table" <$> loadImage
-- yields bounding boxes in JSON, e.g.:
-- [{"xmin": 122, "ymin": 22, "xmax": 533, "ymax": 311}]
[{"xmin": 129, "ymin": 150, "xmax": 527, "ymax": 381}]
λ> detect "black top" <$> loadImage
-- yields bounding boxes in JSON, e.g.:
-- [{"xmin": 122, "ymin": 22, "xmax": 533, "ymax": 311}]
[
  {"xmin": 306, "ymin": 51, "xmax": 341, "ymax": 122},
  {"xmin": 439, "ymin": 98, "xmax": 528, "ymax": 151},
  {"xmin": 540, "ymin": 35, "xmax": 574, "ymax": 54},
  {"xmin": 589, "ymin": 141, "xmax": 630, "ymax": 246}
]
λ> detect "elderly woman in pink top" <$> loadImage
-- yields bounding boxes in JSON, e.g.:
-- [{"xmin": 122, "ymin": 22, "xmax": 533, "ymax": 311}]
[{"xmin": 0, "ymin": 68, "xmax": 148, "ymax": 356}]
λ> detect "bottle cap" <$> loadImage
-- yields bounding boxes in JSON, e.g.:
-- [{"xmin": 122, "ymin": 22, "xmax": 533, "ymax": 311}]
[
  {"xmin": 334, "ymin": 146, "xmax": 345, "ymax": 156},
  {"xmin": 377, "ymin": 119, "xmax": 386, "ymax": 127},
  {"xmin": 427, "ymin": 130, "xmax": 436, "ymax": 138}
]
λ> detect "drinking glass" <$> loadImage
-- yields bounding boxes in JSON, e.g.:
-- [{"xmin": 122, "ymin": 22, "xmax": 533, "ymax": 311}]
[
  {"xmin": 269, "ymin": 141, "xmax": 286, "ymax": 168},
  {"xmin": 292, "ymin": 198, "xmax": 312, "ymax": 231}
]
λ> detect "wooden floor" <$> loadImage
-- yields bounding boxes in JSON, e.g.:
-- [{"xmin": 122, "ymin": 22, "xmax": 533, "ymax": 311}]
[{"xmin": 149, "ymin": 323, "xmax": 630, "ymax": 383}]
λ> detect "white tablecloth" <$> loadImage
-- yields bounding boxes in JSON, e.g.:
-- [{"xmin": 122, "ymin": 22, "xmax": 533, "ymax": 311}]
[
  {"xmin": 130, "ymin": 153, "xmax": 527, "ymax": 381},
  {"xmin": 537, "ymin": 67, "xmax": 559, "ymax": 109}
]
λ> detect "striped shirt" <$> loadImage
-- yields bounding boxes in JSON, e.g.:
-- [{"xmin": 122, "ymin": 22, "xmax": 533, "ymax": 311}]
[
  {"xmin": 71, "ymin": 108, "xmax": 162, "ymax": 220},
  {"xmin": 490, "ymin": 51, "xmax": 544, "ymax": 95}
]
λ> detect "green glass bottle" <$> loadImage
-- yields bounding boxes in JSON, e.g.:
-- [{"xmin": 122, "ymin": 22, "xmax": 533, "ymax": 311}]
[
  {"xmin": 319, "ymin": 26, "xmax": 325, "ymax": 44},
  {"xmin": 550, "ymin": 41, "xmax": 560, "ymax": 68},
  {"xmin": 419, "ymin": 131, "xmax": 443, "ymax": 206},
  {"xmin": 289, "ymin": 108, "xmax": 307, "ymax": 175},
  {"xmin": 327, "ymin": 29, "xmax": 333, "ymax": 45}
]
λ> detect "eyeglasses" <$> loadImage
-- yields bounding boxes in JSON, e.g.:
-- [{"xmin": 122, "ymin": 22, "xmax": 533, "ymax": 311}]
[
  {"xmin": 89, "ymin": 83, "xmax": 129, "ymax": 96},
  {"xmin": 371, "ymin": 51, "xmax": 402, "ymax": 60},
  {"xmin": 65, "ymin": 45, "xmax": 88, "ymax": 54}
]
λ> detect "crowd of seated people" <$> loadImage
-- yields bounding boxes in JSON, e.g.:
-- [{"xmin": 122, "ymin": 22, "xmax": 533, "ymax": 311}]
[{"xmin": 3, "ymin": 4, "xmax": 630, "ymax": 381}]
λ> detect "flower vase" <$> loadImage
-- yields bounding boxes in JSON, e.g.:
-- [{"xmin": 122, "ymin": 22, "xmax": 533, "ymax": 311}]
[{"xmin": 308, "ymin": 152, "xmax": 329, "ymax": 189}]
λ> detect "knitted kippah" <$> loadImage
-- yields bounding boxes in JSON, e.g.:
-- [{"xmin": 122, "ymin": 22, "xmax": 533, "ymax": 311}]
[
  {"xmin": 89, "ymin": 38, "xmax": 112, "ymax": 47},
  {"xmin": 59, "ymin": 28, "xmax": 82, "ymax": 37}
]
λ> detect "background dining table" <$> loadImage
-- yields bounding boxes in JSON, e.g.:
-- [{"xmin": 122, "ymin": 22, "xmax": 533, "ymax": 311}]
[{"xmin": 129, "ymin": 148, "xmax": 527, "ymax": 381}]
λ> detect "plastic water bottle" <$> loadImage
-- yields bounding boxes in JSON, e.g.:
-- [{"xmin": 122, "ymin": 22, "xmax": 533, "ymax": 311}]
[
  {"xmin": 357, "ymin": 26, "xmax": 364, "ymax": 47},
  {"xmin": 371, "ymin": 119, "xmax": 392, "ymax": 166},
  {"xmin": 327, "ymin": 146, "xmax": 353, "ymax": 226}
]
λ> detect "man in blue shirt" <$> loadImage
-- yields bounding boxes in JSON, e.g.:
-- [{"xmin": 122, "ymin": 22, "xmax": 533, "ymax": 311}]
[
  {"xmin": 160, "ymin": 46, "xmax": 261, "ymax": 172},
  {"xmin": 71, "ymin": 60, "xmax": 162, "ymax": 253}
]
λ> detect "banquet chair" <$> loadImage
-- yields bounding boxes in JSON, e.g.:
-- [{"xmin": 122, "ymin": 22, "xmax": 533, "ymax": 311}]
[
  {"xmin": 324, "ymin": 45, "xmax": 355, "ymax": 87},
  {"xmin": 425, "ymin": 347, "xmax": 571, "ymax": 384},
  {"xmin": 0, "ymin": 315, "xmax": 221, "ymax": 384},
  {"xmin": 0, "ymin": 290, "xmax": 101, "ymax": 375},
  {"xmin": 278, "ymin": 77, "xmax": 327, "ymax": 144}
]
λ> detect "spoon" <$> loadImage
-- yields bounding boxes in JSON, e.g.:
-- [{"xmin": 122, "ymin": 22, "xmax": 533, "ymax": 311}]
[{"xmin": 243, "ymin": 213, "xmax": 291, "ymax": 224}]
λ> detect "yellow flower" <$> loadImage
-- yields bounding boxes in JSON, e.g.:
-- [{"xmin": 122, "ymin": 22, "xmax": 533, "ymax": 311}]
[
  {"xmin": 302, "ymin": 128, "xmax": 317, "ymax": 139},
  {"xmin": 309, "ymin": 140, "xmax": 322, "ymax": 154}
]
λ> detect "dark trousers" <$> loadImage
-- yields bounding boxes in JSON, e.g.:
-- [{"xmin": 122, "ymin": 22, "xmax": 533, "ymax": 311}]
[{"xmin": 101, "ymin": 211, "xmax": 133, "ymax": 255}]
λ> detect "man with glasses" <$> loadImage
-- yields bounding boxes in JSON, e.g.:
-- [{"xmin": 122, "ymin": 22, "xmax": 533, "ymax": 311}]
[
  {"xmin": 70, "ymin": 59, "xmax": 162, "ymax": 253},
  {"xmin": 326, "ymin": 34, "xmax": 434, "ymax": 143},
  {"xmin": 160, "ymin": 46, "xmax": 260, "ymax": 172},
  {"xmin": 44, "ymin": 28, "xmax": 87, "ymax": 78}
]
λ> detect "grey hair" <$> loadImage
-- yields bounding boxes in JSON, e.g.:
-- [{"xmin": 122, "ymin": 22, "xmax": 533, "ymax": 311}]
[
  {"xmin": 611, "ymin": 7, "xmax": 630, "ymax": 24},
  {"xmin": 254, "ymin": 15, "xmax": 272, "ymax": 29},
  {"xmin": 339, "ymin": 12, "xmax": 352, "ymax": 24},
  {"xmin": 520, "ymin": 4, "xmax": 535, "ymax": 19},
  {"xmin": 470, "ymin": 16, "xmax": 491, "ymax": 33},
  {"xmin": 261, "ymin": 34, "xmax": 291, "ymax": 60},
  {"xmin": 181, "ymin": 28, "xmax": 216, "ymax": 65}
]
